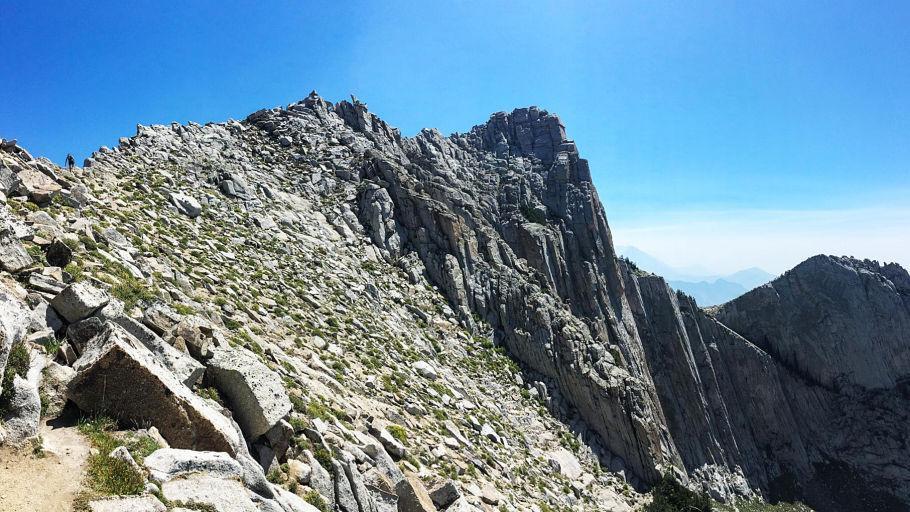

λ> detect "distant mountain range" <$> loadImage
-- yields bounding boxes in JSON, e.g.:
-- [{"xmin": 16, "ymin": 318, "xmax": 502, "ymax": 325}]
[{"xmin": 616, "ymin": 245, "xmax": 775, "ymax": 305}]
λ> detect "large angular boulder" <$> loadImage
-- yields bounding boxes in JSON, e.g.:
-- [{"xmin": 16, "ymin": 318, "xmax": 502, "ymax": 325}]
[
  {"xmin": 16, "ymin": 168, "xmax": 61, "ymax": 203},
  {"xmin": 429, "ymin": 481, "xmax": 460, "ymax": 509},
  {"xmin": 368, "ymin": 421, "xmax": 406, "ymax": 460},
  {"xmin": 166, "ymin": 315, "xmax": 215, "ymax": 360},
  {"xmin": 1, "ymin": 342, "xmax": 43, "ymax": 445},
  {"xmin": 87, "ymin": 495, "xmax": 166, "ymax": 512},
  {"xmin": 395, "ymin": 473, "xmax": 438, "ymax": 512},
  {"xmin": 169, "ymin": 192, "xmax": 203, "ymax": 218},
  {"xmin": 548, "ymin": 448, "xmax": 583, "ymax": 480},
  {"xmin": 39, "ymin": 361, "xmax": 74, "ymax": 417},
  {"xmin": 68, "ymin": 325, "xmax": 240, "ymax": 454},
  {"xmin": 0, "ymin": 236, "xmax": 33, "ymax": 273},
  {"xmin": 108, "ymin": 312, "xmax": 204, "ymax": 386},
  {"xmin": 50, "ymin": 282, "xmax": 109, "ymax": 323},
  {"xmin": 0, "ymin": 375, "xmax": 41, "ymax": 444},
  {"xmin": 205, "ymin": 346, "xmax": 292, "ymax": 439},
  {"xmin": 333, "ymin": 460, "xmax": 360, "ymax": 512},
  {"xmin": 144, "ymin": 448, "xmax": 244, "ymax": 483},
  {"xmin": 45, "ymin": 239, "xmax": 73, "ymax": 267},
  {"xmin": 342, "ymin": 460, "xmax": 379, "ymax": 512},
  {"xmin": 160, "ymin": 474, "xmax": 262, "ymax": 512},
  {"xmin": 142, "ymin": 303, "xmax": 181, "ymax": 335},
  {"xmin": 0, "ymin": 285, "xmax": 30, "ymax": 392},
  {"xmin": 360, "ymin": 437, "xmax": 404, "ymax": 487}
]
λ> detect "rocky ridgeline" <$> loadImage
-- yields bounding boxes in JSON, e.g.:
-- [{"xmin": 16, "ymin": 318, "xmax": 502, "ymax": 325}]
[
  {"xmin": 0, "ymin": 93, "xmax": 907, "ymax": 512},
  {"xmin": 0, "ymin": 99, "xmax": 639, "ymax": 512}
]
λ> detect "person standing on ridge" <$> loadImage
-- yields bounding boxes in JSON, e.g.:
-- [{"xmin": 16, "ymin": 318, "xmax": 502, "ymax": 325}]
[{"xmin": 65, "ymin": 153, "xmax": 75, "ymax": 171}]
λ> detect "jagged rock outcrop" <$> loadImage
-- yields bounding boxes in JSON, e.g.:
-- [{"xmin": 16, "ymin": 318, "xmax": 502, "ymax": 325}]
[
  {"xmin": 1, "ymin": 94, "xmax": 907, "ymax": 512},
  {"xmin": 69, "ymin": 325, "xmax": 242, "ymax": 454},
  {"xmin": 341, "ymin": 106, "xmax": 677, "ymax": 489},
  {"xmin": 314, "ymin": 100, "xmax": 908, "ymax": 509}
]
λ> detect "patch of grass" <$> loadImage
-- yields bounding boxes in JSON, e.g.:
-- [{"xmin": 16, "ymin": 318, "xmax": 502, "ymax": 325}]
[
  {"xmin": 312, "ymin": 446, "xmax": 333, "ymax": 471},
  {"xmin": 129, "ymin": 434, "xmax": 160, "ymax": 464},
  {"xmin": 25, "ymin": 243, "xmax": 45, "ymax": 262},
  {"xmin": 78, "ymin": 234, "xmax": 98, "ymax": 250},
  {"xmin": 78, "ymin": 416, "xmax": 120, "ymax": 451},
  {"xmin": 644, "ymin": 473, "xmax": 712, "ymax": 512},
  {"xmin": 714, "ymin": 500, "xmax": 813, "ymax": 512},
  {"xmin": 289, "ymin": 393, "xmax": 307, "ymax": 414},
  {"xmin": 172, "ymin": 302, "xmax": 195, "ymax": 315},
  {"xmin": 303, "ymin": 490, "xmax": 330, "ymax": 512},
  {"xmin": 196, "ymin": 386, "xmax": 224, "ymax": 406},
  {"xmin": 84, "ymin": 453, "xmax": 145, "ymax": 496},
  {"xmin": 266, "ymin": 466, "xmax": 284, "ymax": 484},
  {"xmin": 387, "ymin": 424, "xmax": 408, "ymax": 444},
  {"xmin": 30, "ymin": 435, "xmax": 45, "ymax": 458},
  {"xmin": 0, "ymin": 341, "xmax": 30, "ymax": 415},
  {"xmin": 64, "ymin": 261, "xmax": 85, "ymax": 282},
  {"xmin": 77, "ymin": 416, "xmax": 158, "ymax": 497},
  {"xmin": 98, "ymin": 259, "xmax": 156, "ymax": 310},
  {"xmin": 157, "ymin": 498, "xmax": 218, "ymax": 512},
  {"xmin": 287, "ymin": 412, "xmax": 307, "ymax": 430},
  {"xmin": 305, "ymin": 399, "xmax": 334, "ymax": 422}
]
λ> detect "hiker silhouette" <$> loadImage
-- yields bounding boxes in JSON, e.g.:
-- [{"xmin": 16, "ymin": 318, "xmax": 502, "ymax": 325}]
[{"xmin": 65, "ymin": 153, "xmax": 75, "ymax": 170}]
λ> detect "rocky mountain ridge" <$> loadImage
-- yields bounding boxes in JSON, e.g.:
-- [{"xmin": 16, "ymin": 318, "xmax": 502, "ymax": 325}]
[{"xmin": 0, "ymin": 93, "xmax": 907, "ymax": 512}]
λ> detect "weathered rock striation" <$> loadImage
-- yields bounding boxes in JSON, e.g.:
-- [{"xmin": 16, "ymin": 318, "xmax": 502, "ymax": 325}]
[
  {"xmin": 0, "ymin": 93, "xmax": 907, "ymax": 511},
  {"xmin": 296, "ymin": 97, "xmax": 908, "ymax": 509}
]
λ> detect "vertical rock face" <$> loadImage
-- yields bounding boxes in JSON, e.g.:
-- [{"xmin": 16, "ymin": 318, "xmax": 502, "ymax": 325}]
[
  {"xmin": 308, "ymin": 100, "xmax": 910, "ymax": 509},
  {"xmin": 716, "ymin": 255, "xmax": 910, "ymax": 391},
  {"xmin": 341, "ymin": 107, "xmax": 678, "ymax": 486}
]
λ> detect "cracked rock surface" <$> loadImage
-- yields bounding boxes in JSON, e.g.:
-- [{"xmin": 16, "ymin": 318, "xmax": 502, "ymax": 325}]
[{"xmin": 0, "ymin": 93, "xmax": 906, "ymax": 511}]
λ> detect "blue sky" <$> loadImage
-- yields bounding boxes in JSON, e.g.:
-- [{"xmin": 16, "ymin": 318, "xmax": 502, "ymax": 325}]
[{"xmin": 1, "ymin": 1, "xmax": 908, "ymax": 273}]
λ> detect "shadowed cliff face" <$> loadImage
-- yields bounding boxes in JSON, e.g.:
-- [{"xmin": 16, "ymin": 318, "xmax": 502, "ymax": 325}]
[
  {"xmin": 344, "ymin": 104, "xmax": 681, "ymax": 488},
  {"xmin": 56, "ymin": 93, "xmax": 908, "ymax": 511},
  {"xmin": 716, "ymin": 255, "xmax": 910, "ymax": 391},
  {"xmin": 320, "ymin": 97, "xmax": 910, "ymax": 509}
]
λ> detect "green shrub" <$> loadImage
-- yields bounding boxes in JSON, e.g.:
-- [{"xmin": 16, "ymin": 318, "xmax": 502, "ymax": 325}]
[
  {"xmin": 520, "ymin": 205, "xmax": 547, "ymax": 225},
  {"xmin": 303, "ymin": 490, "xmax": 329, "ymax": 512},
  {"xmin": 98, "ymin": 260, "xmax": 156, "ymax": 310},
  {"xmin": 196, "ymin": 386, "xmax": 224, "ymax": 405},
  {"xmin": 84, "ymin": 455, "xmax": 145, "ymax": 495},
  {"xmin": 312, "ymin": 446, "xmax": 333, "ymax": 470},
  {"xmin": 386, "ymin": 424, "xmax": 408, "ymax": 444},
  {"xmin": 0, "ymin": 341, "xmax": 30, "ymax": 415},
  {"xmin": 266, "ymin": 466, "xmax": 284, "ymax": 484},
  {"xmin": 77, "ymin": 416, "xmax": 158, "ymax": 496},
  {"xmin": 644, "ymin": 473, "xmax": 712, "ymax": 512}
]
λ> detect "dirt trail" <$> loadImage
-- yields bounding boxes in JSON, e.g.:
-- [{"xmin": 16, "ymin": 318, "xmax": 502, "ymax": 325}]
[{"xmin": 0, "ymin": 417, "xmax": 89, "ymax": 512}]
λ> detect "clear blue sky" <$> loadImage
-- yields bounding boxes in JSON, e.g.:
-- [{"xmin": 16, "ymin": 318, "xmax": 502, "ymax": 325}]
[{"xmin": 1, "ymin": 1, "xmax": 908, "ymax": 273}]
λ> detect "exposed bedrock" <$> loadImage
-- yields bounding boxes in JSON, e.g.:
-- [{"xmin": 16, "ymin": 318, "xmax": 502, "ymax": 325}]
[{"xmin": 312, "ymin": 101, "xmax": 910, "ymax": 510}]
